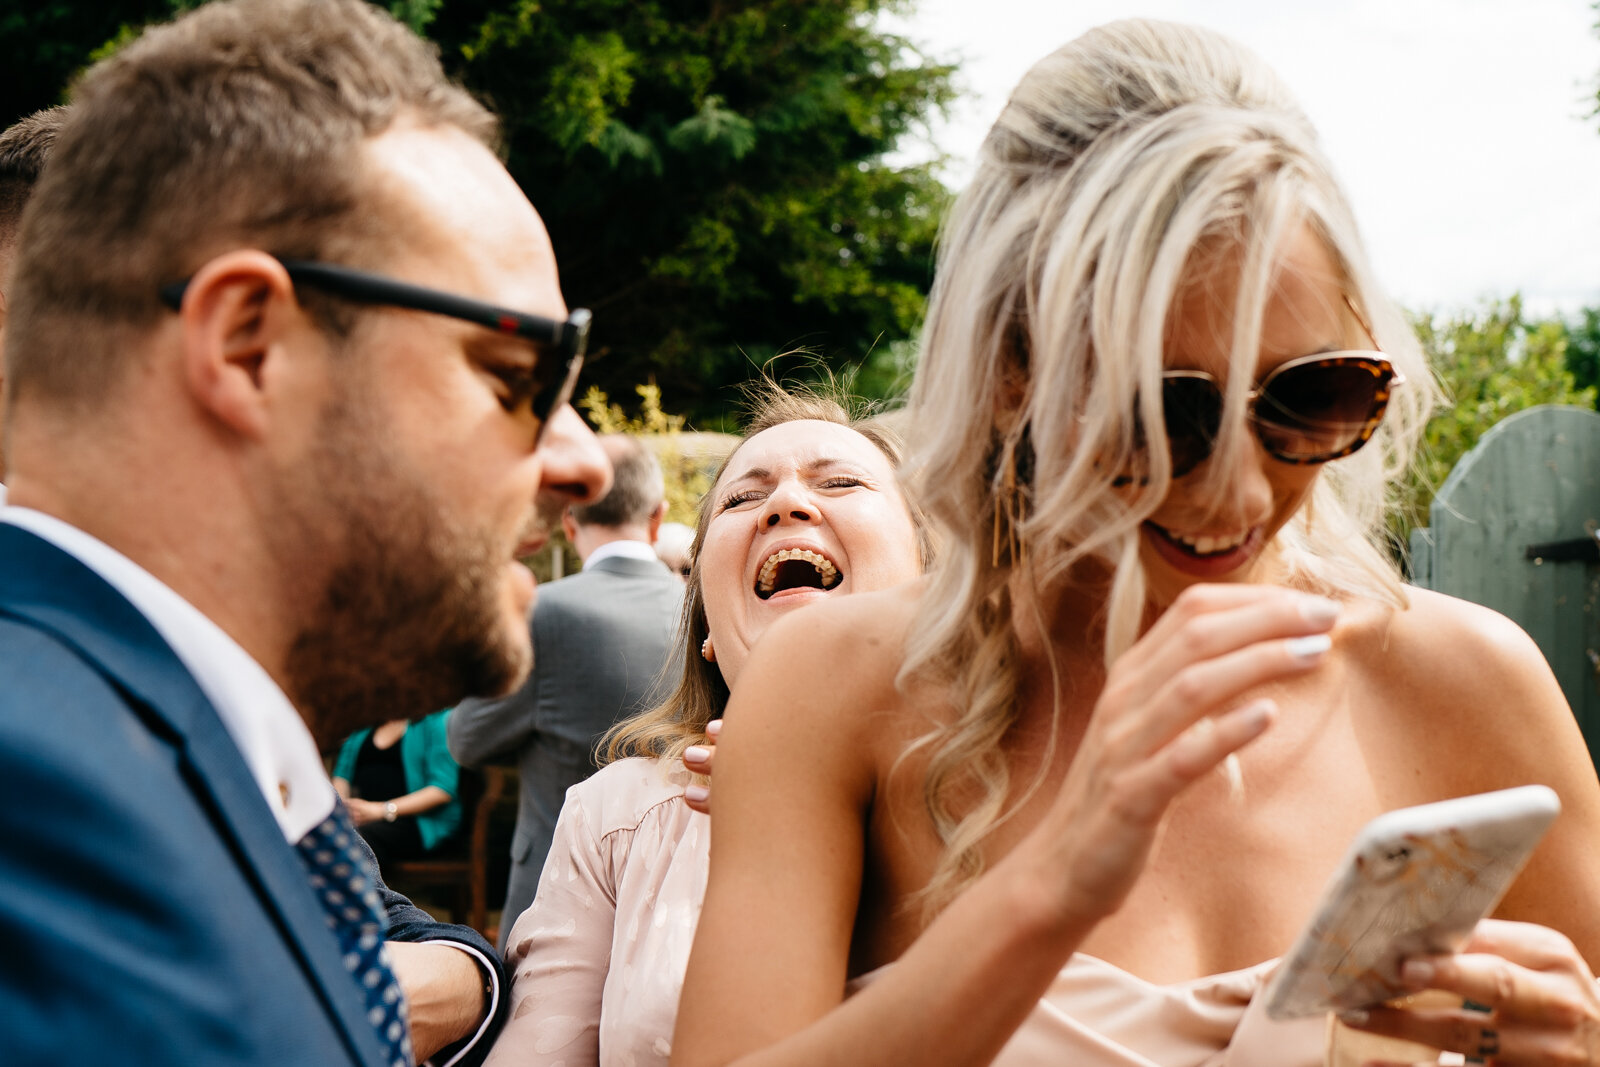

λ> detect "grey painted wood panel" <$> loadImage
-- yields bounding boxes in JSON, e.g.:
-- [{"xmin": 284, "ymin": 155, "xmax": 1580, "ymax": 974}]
[{"xmin": 1412, "ymin": 405, "xmax": 1600, "ymax": 761}]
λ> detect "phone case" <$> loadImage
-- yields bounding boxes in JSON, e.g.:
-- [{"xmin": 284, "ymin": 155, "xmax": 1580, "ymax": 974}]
[{"xmin": 1262, "ymin": 784, "xmax": 1561, "ymax": 1020}]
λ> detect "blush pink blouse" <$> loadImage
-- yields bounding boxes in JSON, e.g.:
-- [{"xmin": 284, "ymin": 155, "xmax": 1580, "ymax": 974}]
[{"xmin": 488, "ymin": 757, "xmax": 705, "ymax": 1067}]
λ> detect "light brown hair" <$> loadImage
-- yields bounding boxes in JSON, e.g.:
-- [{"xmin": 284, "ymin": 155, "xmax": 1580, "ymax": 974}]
[
  {"xmin": 0, "ymin": 107, "xmax": 68, "ymax": 251},
  {"xmin": 7, "ymin": 0, "xmax": 496, "ymax": 408}
]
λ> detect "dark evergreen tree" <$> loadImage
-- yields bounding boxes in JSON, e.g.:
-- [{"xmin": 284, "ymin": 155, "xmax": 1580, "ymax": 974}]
[{"xmin": 1, "ymin": 0, "xmax": 955, "ymax": 424}]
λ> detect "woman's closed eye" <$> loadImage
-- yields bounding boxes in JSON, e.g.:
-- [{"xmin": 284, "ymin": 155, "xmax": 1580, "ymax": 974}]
[
  {"xmin": 717, "ymin": 471, "xmax": 872, "ymax": 512},
  {"xmin": 718, "ymin": 488, "xmax": 766, "ymax": 511}
]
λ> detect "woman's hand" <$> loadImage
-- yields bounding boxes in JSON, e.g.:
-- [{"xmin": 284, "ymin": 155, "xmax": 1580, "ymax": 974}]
[
  {"xmin": 1025, "ymin": 583, "xmax": 1342, "ymax": 930},
  {"xmin": 1339, "ymin": 919, "xmax": 1600, "ymax": 1065},
  {"xmin": 675, "ymin": 582, "xmax": 1340, "ymax": 1067},
  {"xmin": 682, "ymin": 718, "xmax": 720, "ymax": 814},
  {"xmin": 344, "ymin": 797, "xmax": 385, "ymax": 826},
  {"xmin": 344, "ymin": 786, "xmax": 453, "ymax": 826}
]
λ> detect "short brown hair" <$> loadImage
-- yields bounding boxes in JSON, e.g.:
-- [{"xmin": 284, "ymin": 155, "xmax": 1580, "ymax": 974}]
[
  {"xmin": 571, "ymin": 435, "xmax": 665, "ymax": 529},
  {"xmin": 7, "ymin": 0, "xmax": 496, "ymax": 406},
  {"xmin": 0, "ymin": 107, "xmax": 67, "ymax": 250}
]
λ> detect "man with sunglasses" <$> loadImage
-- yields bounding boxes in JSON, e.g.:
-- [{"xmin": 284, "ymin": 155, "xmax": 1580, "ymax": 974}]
[{"xmin": 0, "ymin": 1, "xmax": 609, "ymax": 1064}]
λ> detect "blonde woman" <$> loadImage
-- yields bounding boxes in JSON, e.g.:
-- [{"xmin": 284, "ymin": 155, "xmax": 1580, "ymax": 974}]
[
  {"xmin": 673, "ymin": 20, "xmax": 1600, "ymax": 1067},
  {"xmin": 484, "ymin": 387, "xmax": 928, "ymax": 1066}
]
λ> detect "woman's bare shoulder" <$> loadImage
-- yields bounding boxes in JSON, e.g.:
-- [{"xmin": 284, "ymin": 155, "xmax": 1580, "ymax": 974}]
[
  {"xmin": 726, "ymin": 579, "xmax": 928, "ymax": 746},
  {"xmin": 1346, "ymin": 585, "xmax": 1584, "ymax": 789},
  {"xmin": 1358, "ymin": 586, "xmax": 1553, "ymax": 699},
  {"xmin": 758, "ymin": 578, "xmax": 925, "ymax": 673}
]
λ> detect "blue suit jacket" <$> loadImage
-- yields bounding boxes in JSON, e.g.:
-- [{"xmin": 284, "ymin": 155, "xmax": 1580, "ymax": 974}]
[{"xmin": 0, "ymin": 524, "xmax": 504, "ymax": 1065}]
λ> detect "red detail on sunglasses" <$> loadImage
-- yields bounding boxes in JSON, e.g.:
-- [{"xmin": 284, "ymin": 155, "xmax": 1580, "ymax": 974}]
[{"xmin": 497, "ymin": 314, "xmax": 518, "ymax": 333}]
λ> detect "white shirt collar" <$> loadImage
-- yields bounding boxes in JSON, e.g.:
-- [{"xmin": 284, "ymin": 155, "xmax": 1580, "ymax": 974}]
[
  {"xmin": 0, "ymin": 506, "xmax": 334, "ymax": 841},
  {"xmin": 582, "ymin": 538, "xmax": 659, "ymax": 569}
]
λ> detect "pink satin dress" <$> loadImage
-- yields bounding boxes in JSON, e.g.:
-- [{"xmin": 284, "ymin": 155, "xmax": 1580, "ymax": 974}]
[{"xmin": 488, "ymin": 756, "xmax": 1330, "ymax": 1067}]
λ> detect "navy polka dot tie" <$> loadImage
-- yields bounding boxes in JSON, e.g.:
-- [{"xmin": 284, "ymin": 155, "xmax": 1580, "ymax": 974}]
[{"xmin": 295, "ymin": 804, "xmax": 413, "ymax": 1067}]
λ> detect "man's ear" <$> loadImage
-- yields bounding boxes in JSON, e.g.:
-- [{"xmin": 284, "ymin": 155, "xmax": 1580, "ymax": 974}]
[
  {"xmin": 560, "ymin": 507, "xmax": 578, "ymax": 544},
  {"xmin": 647, "ymin": 499, "xmax": 667, "ymax": 544},
  {"xmin": 175, "ymin": 250, "xmax": 301, "ymax": 439}
]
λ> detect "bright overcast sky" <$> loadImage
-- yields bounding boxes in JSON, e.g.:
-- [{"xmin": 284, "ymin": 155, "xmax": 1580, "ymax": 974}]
[{"xmin": 888, "ymin": 0, "xmax": 1600, "ymax": 315}]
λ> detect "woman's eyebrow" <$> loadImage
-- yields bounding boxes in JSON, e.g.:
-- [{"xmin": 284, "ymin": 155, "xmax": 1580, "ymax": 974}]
[
  {"xmin": 721, "ymin": 465, "xmax": 771, "ymax": 487},
  {"xmin": 723, "ymin": 456, "xmax": 871, "ymax": 486},
  {"xmin": 801, "ymin": 456, "xmax": 867, "ymax": 474}
]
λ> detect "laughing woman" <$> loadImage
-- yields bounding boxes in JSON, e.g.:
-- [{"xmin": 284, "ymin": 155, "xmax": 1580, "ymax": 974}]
[
  {"xmin": 482, "ymin": 386, "xmax": 929, "ymax": 1067},
  {"xmin": 671, "ymin": 20, "xmax": 1600, "ymax": 1067}
]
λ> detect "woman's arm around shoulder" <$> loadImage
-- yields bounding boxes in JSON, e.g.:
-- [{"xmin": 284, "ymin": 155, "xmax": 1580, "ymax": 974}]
[
  {"xmin": 672, "ymin": 580, "xmax": 1298, "ymax": 1067},
  {"xmin": 673, "ymin": 585, "xmax": 914, "ymax": 1066}
]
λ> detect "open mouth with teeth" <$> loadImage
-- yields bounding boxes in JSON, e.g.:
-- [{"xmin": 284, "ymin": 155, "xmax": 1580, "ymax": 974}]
[
  {"xmin": 1160, "ymin": 528, "xmax": 1251, "ymax": 557},
  {"xmin": 1144, "ymin": 522, "xmax": 1263, "ymax": 576},
  {"xmin": 755, "ymin": 548, "xmax": 843, "ymax": 600}
]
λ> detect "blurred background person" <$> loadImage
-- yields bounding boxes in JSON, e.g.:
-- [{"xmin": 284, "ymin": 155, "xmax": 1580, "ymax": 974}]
[
  {"xmin": 655, "ymin": 520, "xmax": 694, "ymax": 580},
  {"xmin": 450, "ymin": 433, "xmax": 684, "ymax": 949},
  {"xmin": 333, "ymin": 710, "xmax": 463, "ymax": 869}
]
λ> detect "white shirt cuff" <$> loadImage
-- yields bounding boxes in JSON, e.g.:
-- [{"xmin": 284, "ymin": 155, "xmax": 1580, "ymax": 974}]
[{"xmin": 424, "ymin": 941, "xmax": 501, "ymax": 1067}]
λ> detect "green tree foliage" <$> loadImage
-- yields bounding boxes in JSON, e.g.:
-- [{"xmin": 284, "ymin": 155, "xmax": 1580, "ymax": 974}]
[
  {"xmin": 429, "ymin": 0, "xmax": 954, "ymax": 424},
  {"xmin": 1562, "ymin": 307, "xmax": 1600, "ymax": 407},
  {"xmin": 518, "ymin": 382, "xmax": 731, "ymax": 581},
  {"xmin": 0, "ymin": 1, "xmax": 179, "ymax": 122},
  {"xmin": 1395, "ymin": 297, "xmax": 1597, "ymax": 550},
  {"xmin": 1, "ymin": 0, "xmax": 954, "ymax": 426},
  {"xmin": 579, "ymin": 381, "xmax": 731, "ymax": 525}
]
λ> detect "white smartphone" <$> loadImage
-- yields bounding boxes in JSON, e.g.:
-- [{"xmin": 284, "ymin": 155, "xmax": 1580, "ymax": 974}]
[{"xmin": 1262, "ymin": 784, "xmax": 1561, "ymax": 1020}]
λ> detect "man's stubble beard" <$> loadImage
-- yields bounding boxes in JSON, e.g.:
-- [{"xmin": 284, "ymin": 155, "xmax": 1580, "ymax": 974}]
[{"xmin": 282, "ymin": 380, "xmax": 533, "ymax": 747}]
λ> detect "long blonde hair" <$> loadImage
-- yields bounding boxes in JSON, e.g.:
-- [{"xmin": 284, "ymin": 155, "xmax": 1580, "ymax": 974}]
[
  {"xmin": 899, "ymin": 20, "xmax": 1435, "ymax": 911},
  {"xmin": 601, "ymin": 381, "xmax": 929, "ymax": 765}
]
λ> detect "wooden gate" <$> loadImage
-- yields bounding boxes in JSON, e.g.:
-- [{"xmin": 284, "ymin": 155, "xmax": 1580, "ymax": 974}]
[{"xmin": 1409, "ymin": 405, "xmax": 1600, "ymax": 761}]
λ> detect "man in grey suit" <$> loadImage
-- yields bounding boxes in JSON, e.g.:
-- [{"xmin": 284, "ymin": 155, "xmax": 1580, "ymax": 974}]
[{"xmin": 449, "ymin": 434, "xmax": 684, "ymax": 946}]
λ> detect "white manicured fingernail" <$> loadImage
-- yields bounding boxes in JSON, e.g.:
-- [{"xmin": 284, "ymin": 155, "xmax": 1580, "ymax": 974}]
[
  {"xmin": 1286, "ymin": 633, "xmax": 1332, "ymax": 662},
  {"xmin": 1300, "ymin": 596, "xmax": 1341, "ymax": 625},
  {"xmin": 1237, "ymin": 700, "xmax": 1275, "ymax": 731},
  {"xmin": 1401, "ymin": 959, "xmax": 1435, "ymax": 985},
  {"xmin": 705, "ymin": 718, "xmax": 723, "ymax": 737},
  {"xmin": 684, "ymin": 784, "xmax": 709, "ymax": 804},
  {"xmin": 684, "ymin": 745, "xmax": 711, "ymax": 764},
  {"xmin": 1338, "ymin": 1008, "xmax": 1369, "ymax": 1026}
]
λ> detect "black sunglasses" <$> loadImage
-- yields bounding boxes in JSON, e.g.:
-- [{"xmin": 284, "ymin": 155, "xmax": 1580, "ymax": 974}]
[
  {"xmin": 159, "ymin": 258, "xmax": 590, "ymax": 443},
  {"xmin": 1119, "ymin": 351, "xmax": 1402, "ymax": 484}
]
